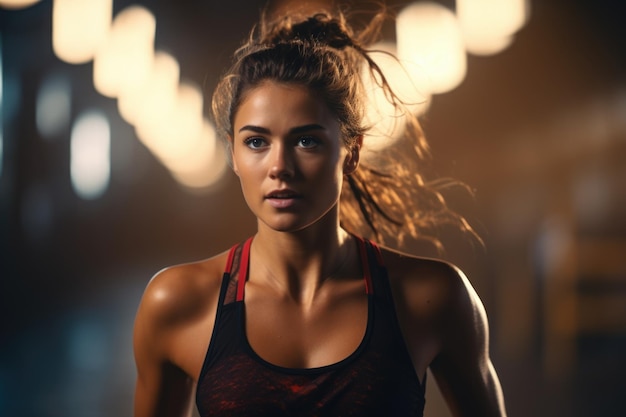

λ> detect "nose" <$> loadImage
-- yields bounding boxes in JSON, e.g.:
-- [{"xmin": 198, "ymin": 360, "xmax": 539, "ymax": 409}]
[{"xmin": 269, "ymin": 143, "xmax": 295, "ymax": 180}]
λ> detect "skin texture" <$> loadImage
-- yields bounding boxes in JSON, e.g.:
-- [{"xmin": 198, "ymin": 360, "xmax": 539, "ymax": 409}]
[{"xmin": 133, "ymin": 81, "xmax": 507, "ymax": 417}]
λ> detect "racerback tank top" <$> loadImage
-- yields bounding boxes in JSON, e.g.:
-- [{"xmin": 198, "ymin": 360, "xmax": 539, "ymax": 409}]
[{"xmin": 196, "ymin": 235, "xmax": 425, "ymax": 416}]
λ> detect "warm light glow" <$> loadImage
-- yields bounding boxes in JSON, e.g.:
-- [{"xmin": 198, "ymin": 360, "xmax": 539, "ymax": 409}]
[
  {"xmin": 122, "ymin": 58, "xmax": 227, "ymax": 190},
  {"xmin": 117, "ymin": 51, "xmax": 180, "ymax": 126},
  {"xmin": 36, "ymin": 73, "xmax": 71, "ymax": 139},
  {"xmin": 160, "ymin": 118, "xmax": 212, "ymax": 167},
  {"xmin": 0, "ymin": 0, "xmax": 40, "ymax": 9},
  {"xmin": 92, "ymin": 5, "xmax": 155, "ymax": 98},
  {"xmin": 168, "ymin": 122, "xmax": 228, "ymax": 190},
  {"xmin": 457, "ymin": 0, "xmax": 529, "ymax": 56},
  {"xmin": 396, "ymin": 2, "xmax": 466, "ymax": 95},
  {"xmin": 362, "ymin": 42, "xmax": 430, "ymax": 156},
  {"xmin": 135, "ymin": 80, "xmax": 204, "ymax": 161},
  {"xmin": 133, "ymin": 81, "xmax": 226, "ymax": 188},
  {"xmin": 52, "ymin": 0, "xmax": 113, "ymax": 64},
  {"xmin": 70, "ymin": 110, "xmax": 110, "ymax": 199},
  {"xmin": 462, "ymin": 33, "xmax": 514, "ymax": 56}
]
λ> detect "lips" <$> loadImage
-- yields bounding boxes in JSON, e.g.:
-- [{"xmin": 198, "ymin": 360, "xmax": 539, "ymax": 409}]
[
  {"xmin": 265, "ymin": 189, "xmax": 302, "ymax": 199},
  {"xmin": 265, "ymin": 189, "xmax": 303, "ymax": 208}
]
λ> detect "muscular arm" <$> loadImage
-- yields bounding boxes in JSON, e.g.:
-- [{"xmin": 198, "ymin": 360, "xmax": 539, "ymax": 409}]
[
  {"xmin": 133, "ymin": 268, "xmax": 196, "ymax": 417},
  {"xmin": 429, "ymin": 266, "xmax": 506, "ymax": 417},
  {"xmin": 134, "ymin": 355, "xmax": 195, "ymax": 417}
]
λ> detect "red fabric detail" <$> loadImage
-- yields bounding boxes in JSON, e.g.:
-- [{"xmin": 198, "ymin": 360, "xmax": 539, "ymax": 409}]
[
  {"xmin": 237, "ymin": 237, "xmax": 253, "ymax": 302},
  {"xmin": 224, "ymin": 244, "xmax": 238, "ymax": 274}
]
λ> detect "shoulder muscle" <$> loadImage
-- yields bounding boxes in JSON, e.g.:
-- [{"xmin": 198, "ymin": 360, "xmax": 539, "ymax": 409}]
[
  {"xmin": 380, "ymin": 248, "xmax": 505, "ymax": 416},
  {"xmin": 133, "ymin": 252, "xmax": 229, "ymax": 417},
  {"xmin": 133, "ymin": 253, "xmax": 227, "ymax": 368}
]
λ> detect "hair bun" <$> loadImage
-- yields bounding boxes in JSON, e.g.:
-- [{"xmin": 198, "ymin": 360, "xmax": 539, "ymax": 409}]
[{"xmin": 265, "ymin": 13, "xmax": 355, "ymax": 50}]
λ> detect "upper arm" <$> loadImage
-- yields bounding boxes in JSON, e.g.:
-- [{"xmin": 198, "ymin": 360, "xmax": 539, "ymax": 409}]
[
  {"xmin": 428, "ymin": 264, "xmax": 507, "ymax": 417},
  {"xmin": 133, "ymin": 268, "xmax": 196, "ymax": 417}
]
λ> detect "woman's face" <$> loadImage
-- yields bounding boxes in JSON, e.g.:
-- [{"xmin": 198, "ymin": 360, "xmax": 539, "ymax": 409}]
[{"xmin": 231, "ymin": 81, "xmax": 357, "ymax": 233}]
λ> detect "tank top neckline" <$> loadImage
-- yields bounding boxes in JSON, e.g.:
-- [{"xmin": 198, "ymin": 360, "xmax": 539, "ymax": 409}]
[{"xmin": 225, "ymin": 234, "xmax": 378, "ymax": 374}]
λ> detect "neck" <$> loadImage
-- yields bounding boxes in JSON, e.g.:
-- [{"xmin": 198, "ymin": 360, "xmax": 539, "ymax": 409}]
[{"xmin": 251, "ymin": 214, "xmax": 356, "ymax": 305}]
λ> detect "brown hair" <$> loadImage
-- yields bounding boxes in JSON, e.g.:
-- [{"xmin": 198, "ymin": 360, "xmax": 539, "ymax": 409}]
[{"xmin": 212, "ymin": 7, "xmax": 478, "ymax": 250}]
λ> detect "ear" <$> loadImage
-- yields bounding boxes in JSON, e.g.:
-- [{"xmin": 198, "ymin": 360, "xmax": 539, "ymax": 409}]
[
  {"xmin": 343, "ymin": 135, "xmax": 363, "ymax": 175},
  {"xmin": 228, "ymin": 135, "xmax": 239, "ymax": 176}
]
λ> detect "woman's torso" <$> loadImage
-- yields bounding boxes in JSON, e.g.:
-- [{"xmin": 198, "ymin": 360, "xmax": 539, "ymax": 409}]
[{"xmin": 193, "ymin": 236, "xmax": 426, "ymax": 416}]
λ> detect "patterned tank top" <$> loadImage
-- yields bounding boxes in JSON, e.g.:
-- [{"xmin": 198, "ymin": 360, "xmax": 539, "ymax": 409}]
[{"xmin": 196, "ymin": 235, "xmax": 425, "ymax": 416}]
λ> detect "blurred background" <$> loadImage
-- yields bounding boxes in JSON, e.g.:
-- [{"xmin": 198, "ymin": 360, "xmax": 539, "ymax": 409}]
[{"xmin": 1, "ymin": 0, "xmax": 625, "ymax": 416}]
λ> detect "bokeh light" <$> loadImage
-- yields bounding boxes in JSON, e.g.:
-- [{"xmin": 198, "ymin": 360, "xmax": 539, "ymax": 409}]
[
  {"xmin": 92, "ymin": 5, "xmax": 155, "ymax": 98},
  {"xmin": 457, "ymin": 0, "xmax": 529, "ymax": 56},
  {"xmin": 36, "ymin": 72, "xmax": 71, "ymax": 139},
  {"xmin": 52, "ymin": 0, "xmax": 113, "ymax": 64},
  {"xmin": 396, "ymin": 2, "xmax": 467, "ymax": 94},
  {"xmin": 132, "ymin": 79, "xmax": 226, "ymax": 190},
  {"xmin": 0, "ymin": 0, "xmax": 40, "ymax": 9},
  {"xmin": 117, "ymin": 50, "xmax": 180, "ymax": 126},
  {"xmin": 362, "ymin": 41, "xmax": 430, "ymax": 157},
  {"xmin": 168, "ymin": 122, "xmax": 229, "ymax": 191},
  {"xmin": 70, "ymin": 110, "xmax": 111, "ymax": 200}
]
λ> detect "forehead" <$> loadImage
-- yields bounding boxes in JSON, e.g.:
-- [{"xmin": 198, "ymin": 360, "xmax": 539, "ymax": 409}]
[{"xmin": 233, "ymin": 81, "xmax": 339, "ymax": 132}]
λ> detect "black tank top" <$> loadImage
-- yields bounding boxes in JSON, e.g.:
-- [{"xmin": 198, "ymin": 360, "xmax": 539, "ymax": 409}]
[{"xmin": 196, "ymin": 236, "xmax": 425, "ymax": 416}]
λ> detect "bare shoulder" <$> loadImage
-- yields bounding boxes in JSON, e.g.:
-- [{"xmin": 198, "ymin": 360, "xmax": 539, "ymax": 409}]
[
  {"xmin": 378, "ymin": 246, "xmax": 506, "ymax": 416},
  {"xmin": 379, "ymin": 246, "xmax": 475, "ymax": 316},
  {"xmin": 136, "ymin": 250, "xmax": 230, "ymax": 329},
  {"xmin": 133, "ymin": 249, "xmax": 234, "ymax": 416},
  {"xmin": 133, "ymin": 248, "xmax": 233, "ymax": 369}
]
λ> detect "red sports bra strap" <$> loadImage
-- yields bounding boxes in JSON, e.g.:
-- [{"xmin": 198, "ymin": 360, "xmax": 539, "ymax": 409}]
[
  {"xmin": 354, "ymin": 235, "xmax": 374, "ymax": 295},
  {"xmin": 368, "ymin": 240, "xmax": 386, "ymax": 267},
  {"xmin": 224, "ymin": 243, "xmax": 238, "ymax": 274},
  {"xmin": 236, "ymin": 237, "xmax": 254, "ymax": 302}
]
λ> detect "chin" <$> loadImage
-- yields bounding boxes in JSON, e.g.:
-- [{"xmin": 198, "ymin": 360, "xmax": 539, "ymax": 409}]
[
  {"xmin": 256, "ymin": 203, "xmax": 338, "ymax": 233},
  {"xmin": 263, "ymin": 220, "xmax": 309, "ymax": 233},
  {"xmin": 259, "ymin": 213, "xmax": 319, "ymax": 234}
]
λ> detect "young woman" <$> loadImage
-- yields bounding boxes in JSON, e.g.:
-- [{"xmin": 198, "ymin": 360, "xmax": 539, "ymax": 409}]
[{"xmin": 133, "ymin": 8, "xmax": 507, "ymax": 417}]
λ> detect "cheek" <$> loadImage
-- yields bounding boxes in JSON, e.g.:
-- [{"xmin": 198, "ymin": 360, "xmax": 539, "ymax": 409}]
[
  {"xmin": 234, "ymin": 160, "xmax": 252, "ymax": 183},
  {"xmin": 233, "ymin": 156, "xmax": 264, "ymax": 192},
  {"xmin": 313, "ymin": 160, "xmax": 345, "ymax": 193},
  {"xmin": 231, "ymin": 145, "xmax": 253, "ymax": 177},
  {"xmin": 302, "ymin": 157, "xmax": 339, "ymax": 181}
]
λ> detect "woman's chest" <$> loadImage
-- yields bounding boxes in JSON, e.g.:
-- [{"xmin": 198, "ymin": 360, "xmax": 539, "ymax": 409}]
[
  {"xmin": 197, "ymin": 304, "xmax": 425, "ymax": 417},
  {"xmin": 243, "ymin": 288, "xmax": 369, "ymax": 369}
]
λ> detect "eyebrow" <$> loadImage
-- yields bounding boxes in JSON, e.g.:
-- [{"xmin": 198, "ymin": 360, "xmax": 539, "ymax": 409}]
[{"xmin": 238, "ymin": 124, "xmax": 326, "ymax": 134}]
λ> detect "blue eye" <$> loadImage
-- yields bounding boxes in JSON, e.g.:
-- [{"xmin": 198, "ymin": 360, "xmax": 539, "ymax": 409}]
[
  {"xmin": 244, "ymin": 137, "xmax": 266, "ymax": 149},
  {"xmin": 297, "ymin": 136, "xmax": 319, "ymax": 148}
]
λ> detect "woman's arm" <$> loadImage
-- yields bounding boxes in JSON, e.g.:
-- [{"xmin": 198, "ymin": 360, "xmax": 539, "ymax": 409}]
[
  {"xmin": 133, "ymin": 268, "xmax": 196, "ymax": 417},
  {"xmin": 429, "ymin": 265, "xmax": 507, "ymax": 417}
]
